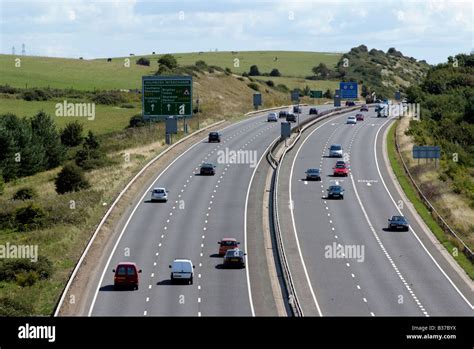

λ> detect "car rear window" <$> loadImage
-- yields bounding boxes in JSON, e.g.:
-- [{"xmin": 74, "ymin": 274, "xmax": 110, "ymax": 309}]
[
  {"xmin": 127, "ymin": 266, "xmax": 136, "ymax": 275},
  {"xmin": 117, "ymin": 266, "xmax": 126, "ymax": 275},
  {"xmin": 222, "ymin": 241, "xmax": 236, "ymax": 246},
  {"xmin": 331, "ymin": 145, "xmax": 342, "ymax": 150},
  {"xmin": 336, "ymin": 164, "xmax": 345, "ymax": 168},
  {"xmin": 154, "ymin": 189, "xmax": 164, "ymax": 193}
]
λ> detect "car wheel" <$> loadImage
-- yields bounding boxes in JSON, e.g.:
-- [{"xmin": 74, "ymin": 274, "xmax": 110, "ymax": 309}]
[{"xmin": 189, "ymin": 277, "xmax": 193, "ymax": 285}]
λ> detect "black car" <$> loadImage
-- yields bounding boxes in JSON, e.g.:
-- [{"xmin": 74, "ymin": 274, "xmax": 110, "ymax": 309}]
[
  {"xmin": 223, "ymin": 249, "xmax": 246, "ymax": 268},
  {"xmin": 200, "ymin": 163, "xmax": 216, "ymax": 175},
  {"xmin": 279, "ymin": 110, "xmax": 289, "ymax": 118},
  {"xmin": 208, "ymin": 132, "xmax": 221, "ymax": 143},
  {"xmin": 309, "ymin": 108, "xmax": 318, "ymax": 115},
  {"xmin": 345, "ymin": 101, "xmax": 356, "ymax": 106},
  {"xmin": 305, "ymin": 168, "xmax": 321, "ymax": 181},
  {"xmin": 327, "ymin": 185, "xmax": 344, "ymax": 199},
  {"xmin": 293, "ymin": 105, "xmax": 301, "ymax": 113},
  {"xmin": 286, "ymin": 113, "xmax": 297, "ymax": 122},
  {"xmin": 387, "ymin": 215, "xmax": 409, "ymax": 231},
  {"xmin": 360, "ymin": 105, "xmax": 369, "ymax": 112}
]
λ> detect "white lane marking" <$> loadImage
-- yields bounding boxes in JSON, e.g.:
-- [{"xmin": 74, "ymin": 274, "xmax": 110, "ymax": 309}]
[
  {"xmin": 144, "ymin": 310, "xmax": 147, "ymax": 316},
  {"xmin": 288, "ymin": 115, "xmax": 348, "ymax": 316},
  {"xmin": 373, "ymin": 118, "xmax": 473, "ymax": 310},
  {"xmin": 146, "ymin": 297, "xmax": 149, "ymax": 302}
]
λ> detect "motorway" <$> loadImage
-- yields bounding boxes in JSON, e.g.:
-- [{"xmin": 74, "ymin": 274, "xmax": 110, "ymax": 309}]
[
  {"xmin": 89, "ymin": 103, "xmax": 333, "ymax": 316},
  {"xmin": 276, "ymin": 108, "xmax": 474, "ymax": 316}
]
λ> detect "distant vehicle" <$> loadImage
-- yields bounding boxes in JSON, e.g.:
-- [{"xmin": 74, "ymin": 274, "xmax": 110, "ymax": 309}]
[
  {"xmin": 293, "ymin": 105, "xmax": 301, "ymax": 113},
  {"xmin": 377, "ymin": 103, "xmax": 388, "ymax": 117},
  {"xmin": 267, "ymin": 112, "xmax": 278, "ymax": 122},
  {"xmin": 169, "ymin": 259, "xmax": 195, "ymax": 284},
  {"xmin": 345, "ymin": 101, "xmax": 356, "ymax": 106},
  {"xmin": 286, "ymin": 113, "xmax": 297, "ymax": 122},
  {"xmin": 113, "ymin": 262, "xmax": 142, "ymax": 290},
  {"xmin": 279, "ymin": 110, "xmax": 289, "ymax": 118},
  {"xmin": 327, "ymin": 185, "xmax": 345, "ymax": 199},
  {"xmin": 223, "ymin": 249, "xmax": 246, "ymax": 268},
  {"xmin": 347, "ymin": 115, "xmax": 357, "ymax": 124},
  {"xmin": 387, "ymin": 215, "xmax": 409, "ymax": 231},
  {"xmin": 329, "ymin": 144, "xmax": 343, "ymax": 158},
  {"xmin": 336, "ymin": 160, "xmax": 347, "ymax": 167},
  {"xmin": 150, "ymin": 187, "xmax": 168, "ymax": 202},
  {"xmin": 306, "ymin": 168, "xmax": 321, "ymax": 181},
  {"xmin": 208, "ymin": 132, "xmax": 221, "ymax": 143},
  {"xmin": 360, "ymin": 105, "xmax": 369, "ymax": 112},
  {"xmin": 200, "ymin": 163, "xmax": 216, "ymax": 175},
  {"xmin": 309, "ymin": 108, "xmax": 318, "ymax": 115},
  {"xmin": 333, "ymin": 163, "xmax": 349, "ymax": 177},
  {"xmin": 356, "ymin": 113, "xmax": 364, "ymax": 121},
  {"xmin": 218, "ymin": 238, "xmax": 240, "ymax": 256}
]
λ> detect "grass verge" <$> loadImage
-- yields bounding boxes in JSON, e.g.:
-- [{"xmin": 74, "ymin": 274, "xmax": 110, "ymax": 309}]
[{"xmin": 387, "ymin": 121, "xmax": 474, "ymax": 279}]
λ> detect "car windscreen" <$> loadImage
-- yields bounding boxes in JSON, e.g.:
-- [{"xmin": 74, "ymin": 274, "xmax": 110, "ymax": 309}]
[
  {"xmin": 222, "ymin": 241, "xmax": 236, "ymax": 246},
  {"xmin": 330, "ymin": 145, "xmax": 342, "ymax": 150}
]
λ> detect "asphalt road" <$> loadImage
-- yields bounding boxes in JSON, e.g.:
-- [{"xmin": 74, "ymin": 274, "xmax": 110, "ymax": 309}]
[
  {"xmin": 89, "ymin": 103, "xmax": 334, "ymax": 316},
  {"xmin": 277, "ymin": 108, "xmax": 474, "ymax": 316}
]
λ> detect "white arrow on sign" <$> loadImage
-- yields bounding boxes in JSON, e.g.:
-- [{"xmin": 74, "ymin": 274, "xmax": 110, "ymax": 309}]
[
  {"xmin": 151, "ymin": 104, "xmax": 155, "ymax": 111},
  {"xmin": 167, "ymin": 104, "xmax": 171, "ymax": 111}
]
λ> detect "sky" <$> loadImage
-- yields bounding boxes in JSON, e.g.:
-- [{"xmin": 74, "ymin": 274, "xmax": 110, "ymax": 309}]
[{"xmin": 0, "ymin": 0, "xmax": 472, "ymax": 64}]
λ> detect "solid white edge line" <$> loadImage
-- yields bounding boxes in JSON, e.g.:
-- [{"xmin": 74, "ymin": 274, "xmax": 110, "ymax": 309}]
[
  {"xmin": 88, "ymin": 111, "xmax": 274, "ymax": 316},
  {"xmin": 375, "ymin": 118, "xmax": 474, "ymax": 310},
  {"xmin": 288, "ymin": 113, "xmax": 349, "ymax": 316}
]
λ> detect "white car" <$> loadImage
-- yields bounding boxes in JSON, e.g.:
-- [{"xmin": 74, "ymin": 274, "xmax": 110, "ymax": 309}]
[
  {"xmin": 329, "ymin": 144, "xmax": 343, "ymax": 158},
  {"xmin": 169, "ymin": 259, "xmax": 195, "ymax": 284},
  {"xmin": 346, "ymin": 115, "xmax": 357, "ymax": 124},
  {"xmin": 267, "ymin": 112, "xmax": 278, "ymax": 122},
  {"xmin": 150, "ymin": 187, "xmax": 168, "ymax": 202}
]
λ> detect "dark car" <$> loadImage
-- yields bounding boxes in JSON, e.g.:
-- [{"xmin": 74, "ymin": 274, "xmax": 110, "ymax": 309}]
[
  {"xmin": 309, "ymin": 108, "xmax": 318, "ymax": 115},
  {"xmin": 286, "ymin": 113, "xmax": 297, "ymax": 122},
  {"xmin": 200, "ymin": 163, "xmax": 216, "ymax": 175},
  {"xmin": 223, "ymin": 249, "xmax": 246, "ymax": 268},
  {"xmin": 113, "ymin": 262, "xmax": 142, "ymax": 290},
  {"xmin": 208, "ymin": 132, "xmax": 221, "ymax": 143},
  {"xmin": 327, "ymin": 185, "xmax": 344, "ymax": 199},
  {"xmin": 356, "ymin": 113, "xmax": 364, "ymax": 121},
  {"xmin": 279, "ymin": 110, "xmax": 289, "ymax": 118},
  {"xmin": 387, "ymin": 215, "xmax": 409, "ymax": 231},
  {"xmin": 345, "ymin": 101, "xmax": 356, "ymax": 106},
  {"xmin": 360, "ymin": 105, "xmax": 369, "ymax": 112},
  {"xmin": 293, "ymin": 105, "xmax": 301, "ymax": 113},
  {"xmin": 306, "ymin": 168, "xmax": 321, "ymax": 181}
]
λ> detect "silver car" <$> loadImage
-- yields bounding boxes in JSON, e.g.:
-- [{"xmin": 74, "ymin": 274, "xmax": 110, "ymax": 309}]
[
  {"xmin": 346, "ymin": 115, "xmax": 357, "ymax": 124},
  {"xmin": 267, "ymin": 112, "xmax": 278, "ymax": 122},
  {"xmin": 329, "ymin": 144, "xmax": 343, "ymax": 158},
  {"xmin": 150, "ymin": 187, "xmax": 168, "ymax": 202}
]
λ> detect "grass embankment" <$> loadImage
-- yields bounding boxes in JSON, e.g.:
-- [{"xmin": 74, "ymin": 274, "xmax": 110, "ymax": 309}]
[{"xmin": 387, "ymin": 121, "xmax": 474, "ymax": 279}]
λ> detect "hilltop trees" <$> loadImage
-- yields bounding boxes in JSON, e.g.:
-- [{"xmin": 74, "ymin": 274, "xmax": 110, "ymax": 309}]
[
  {"xmin": 157, "ymin": 54, "xmax": 178, "ymax": 74},
  {"xmin": 248, "ymin": 65, "xmax": 261, "ymax": 76}
]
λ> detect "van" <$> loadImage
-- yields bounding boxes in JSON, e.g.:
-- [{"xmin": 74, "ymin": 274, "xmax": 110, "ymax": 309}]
[
  {"xmin": 169, "ymin": 259, "xmax": 195, "ymax": 284},
  {"xmin": 113, "ymin": 262, "xmax": 142, "ymax": 290}
]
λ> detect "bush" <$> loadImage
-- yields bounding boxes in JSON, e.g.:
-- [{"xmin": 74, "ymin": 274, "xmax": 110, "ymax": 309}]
[
  {"xmin": 225, "ymin": 67, "xmax": 232, "ymax": 74},
  {"xmin": 0, "ymin": 256, "xmax": 53, "ymax": 282},
  {"xmin": 0, "ymin": 85, "xmax": 18, "ymax": 94},
  {"xmin": 248, "ymin": 83, "xmax": 260, "ymax": 91},
  {"xmin": 323, "ymin": 89, "xmax": 333, "ymax": 99},
  {"xmin": 195, "ymin": 60, "xmax": 207, "ymax": 69},
  {"xmin": 120, "ymin": 104, "xmax": 135, "ymax": 109},
  {"xmin": 249, "ymin": 65, "xmax": 260, "ymax": 76},
  {"xmin": 276, "ymin": 84, "xmax": 289, "ymax": 93},
  {"xmin": 15, "ymin": 203, "xmax": 45, "ymax": 231},
  {"xmin": 0, "ymin": 297, "xmax": 34, "ymax": 316},
  {"xmin": 55, "ymin": 164, "xmax": 90, "ymax": 194},
  {"xmin": 92, "ymin": 92, "xmax": 126, "ymax": 105},
  {"xmin": 16, "ymin": 271, "xmax": 39, "ymax": 287},
  {"xmin": 61, "ymin": 121, "xmax": 83, "ymax": 147},
  {"xmin": 128, "ymin": 114, "xmax": 146, "ymax": 128},
  {"xmin": 21, "ymin": 88, "xmax": 52, "ymax": 101},
  {"xmin": 269, "ymin": 68, "xmax": 281, "ymax": 77},
  {"xmin": 266, "ymin": 80, "xmax": 275, "ymax": 87},
  {"xmin": 158, "ymin": 54, "xmax": 178, "ymax": 71},
  {"xmin": 136, "ymin": 57, "xmax": 150, "ymax": 66},
  {"xmin": 13, "ymin": 187, "xmax": 37, "ymax": 201},
  {"xmin": 0, "ymin": 174, "xmax": 4, "ymax": 195}
]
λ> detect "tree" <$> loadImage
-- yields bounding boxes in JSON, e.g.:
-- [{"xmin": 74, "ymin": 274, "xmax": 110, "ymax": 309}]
[
  {"xmin": 248, "ymin": 65, "xmax": 260, "ymax": 76},
  {"xmin": 303, "ymin": 85, "xmax": 311, "ymax": 96},
  {"xmin": 13, "ymin": 187, "xmax": 37, "ymax": 201},
  {"xmin": 55, "ymin": 164, "xmax": 90, "ymax": 194},
  {"xmin": 15, "ymin": 203, "xmax": 45, "ymax": 231},
  {"xmin": 84, "ymin": 131, "xmax": 99, "ymax": 150},
  {"xmin": 195, "ymin": 60, "xmax": 207, "ymax": 69},
  {"xmin": 158, "ymin": 54, "xmax": 178, "ymax": 71},
  {"xmin": 136, "ymin": 57, "xmax": 150, "ymax": 66},
  {"xmin": 30, "ymin": 111, "xmax": 65, "ymax": 169},
  {"xmin": 61, "ymin": 121, "xmax": 83, "ymax": 147},
  {"xmin": 323, "ymin": 89, "xmax": 333, "ymax": 99},
  {"xmin": 312, "ymin": 63, "xmax": 331, "ymax": 78},
  {"xmin": 269, "ymin": 68, "xmax": 281, "ymax": 77}
]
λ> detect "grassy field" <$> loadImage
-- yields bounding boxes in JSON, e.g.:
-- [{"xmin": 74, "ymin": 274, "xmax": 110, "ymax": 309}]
[
  {"xmin": 387, "ymin": 122, "xmax": 474, "ymax": 279},
  {"xmin": 253, "ymin": 76, "xmax": 339, "ymax": 92},
  {"xmin": 0, "ymin": 51, "xmax": 340, "ymax": 90},
  {"xmin": 0, "ymin": 98, "xmax": 139, "ymax": 134}
]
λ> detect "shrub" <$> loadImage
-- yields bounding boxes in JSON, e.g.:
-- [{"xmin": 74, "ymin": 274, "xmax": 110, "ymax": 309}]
[
  {"xmin": 248, "ymin": 83, "xmax": 260, "ymax": 91},
  {"xmin": 21, "ymin": 88, "xmax": 52, "ymax": 101},
  {"xmin": 249, "ymin": 65, "xmax": 260, "ymax": 76},
  {"xmin": 55, "ymin": 164, "xmax": 90, "ymax": 194},
  {"xmin": 266, "ymin": 80, "xmax": 275, "ymax": 87},
  {"xmin": 15, "ymin": 203, "xmax": 45, "ymax": 231},
  {"xmin": 128, "ymin": 114, "xmax": 146, "ymax": 128},
  {"xmin": 136, "ymin": 57, "xmax": 150, "ymax": 66},
  {"xmin": 92, "ymin": 92, "xmax": 126, "ymax": 105},
  {"xmin": 225, "ymin": 67, "xmax": 232, "ymax": 74},
  {"xmin": 61, "ymin": 121, "xmax": 83, "ymax": 147},
  {"xmin": 13, "ymin": 187, "xmax": 37, "ymax": 201},
  {"xmin": 16, "ymin": 271, "xmax": 39, "ymax": 287},
  {"xmin": 0, "ymin": 256, "xmax": 53, "ymax": 282},
  {"xmin": 269, "ymin": 68, "xmax": 281, "ymax": 77},
  {"xmin": 195, "ymin": 60, "xmax": 207, "ymax": 69},
  {"xmin": 0, "ymin": 174, "xmax": 4, "ymax": 195},
  {"xmin": 158, "ymin": 54, "xmax": 178, "ymax": 70},
  {"xmin": 276, "ymin": 84, "xmax": 289, "ymax": 93},
  {"xmin": 0, "ymin": 297, "xmax": 34, "ymax": 316},
  {"xmin": 0, "ymin": 85, "xmax": 18, "ymax": 94}
]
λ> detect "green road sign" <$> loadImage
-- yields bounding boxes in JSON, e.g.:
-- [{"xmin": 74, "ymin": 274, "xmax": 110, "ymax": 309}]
[
  {"xmin": 310, "ymin": 90, "xmax": 323, "ymax": 98},
  {"xmin": 142, "ymin": 76, "xmax": 192, "ymax": 120}
]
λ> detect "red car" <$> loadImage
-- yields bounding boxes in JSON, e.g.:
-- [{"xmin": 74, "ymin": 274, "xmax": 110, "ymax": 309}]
[
  {"xmin": 218, "ymin": 238, "xmax": 240, "ymax": 256},
  {"xmin": 356, "ymin": 113, "xmax": 364, "ymax": 121},
  {"xmin": 333, "ymin": 162, "xmax": 349, "ymax": 176},
  {"xmin": 113, "ymin": 262, "xmax": 142, "ymax": 290}
]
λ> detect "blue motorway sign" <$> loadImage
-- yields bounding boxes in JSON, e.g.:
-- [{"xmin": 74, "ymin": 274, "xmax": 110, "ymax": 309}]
[
  {"xmin": 340, "ymin": 82, "xmax": 358, "ymax": 99},
  {"xmin": 253, "ymin": 93, "xmax": 262, "ymax": 107},
  {"xmin": 412, "ymin": 146, "xmax": 440, "ymax": 159}
]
